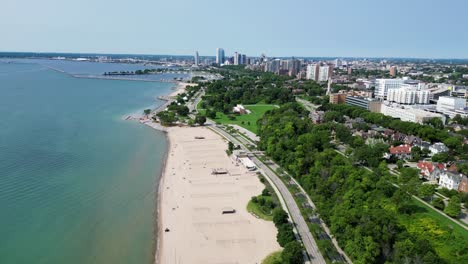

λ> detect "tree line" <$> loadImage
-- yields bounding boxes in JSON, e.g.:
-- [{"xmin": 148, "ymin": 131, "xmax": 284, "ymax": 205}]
[{"xmin": 257, "ymin": 103, "xmax": 467, "ymax": 264}]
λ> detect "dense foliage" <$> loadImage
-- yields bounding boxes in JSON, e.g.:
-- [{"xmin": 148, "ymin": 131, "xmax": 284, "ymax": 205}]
[
  {"xmin": 201, "ymin": 71, "xmax": 294, "ymax": 113},
  {"xmin": 257, "ymin": 104, "xmax": 467, "ymax": 264}
]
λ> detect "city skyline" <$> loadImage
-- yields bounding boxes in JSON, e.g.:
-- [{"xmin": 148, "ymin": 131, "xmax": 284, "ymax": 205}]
[{"xmin": 1, "ymin": 0, "xmax": 468, "ymax": 59}]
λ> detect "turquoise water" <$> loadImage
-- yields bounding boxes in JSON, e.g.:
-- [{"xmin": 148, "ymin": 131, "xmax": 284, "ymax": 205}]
[{"xmin": 0, "ymin": 61, "xmax": 171, "ymax": 264}]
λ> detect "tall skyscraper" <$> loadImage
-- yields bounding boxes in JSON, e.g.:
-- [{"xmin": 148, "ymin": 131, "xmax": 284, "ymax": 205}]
[
  {"xmin": 318, "ymin": 65, "xmax": 333, "ymax": 82},
  {"xmin": 194, "ymin": 51, "xmax": 199, "ymax": 66},
  {"xmin": 306, "ymin": 64, "xmax": 320, "ymax": 81},
  {"xmin": 289, "ymin": 58, "xmax": 301, "ymax": 77},
  {"xmin": 234, "ymin": 52, "xmax": 241, "ymax": 65},
  {"xmin": 216, "ymin": 48, "xmax": 225, "ymax": 65}
]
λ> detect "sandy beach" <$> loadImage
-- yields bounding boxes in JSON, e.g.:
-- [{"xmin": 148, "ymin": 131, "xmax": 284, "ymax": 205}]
[{"xmin": 155, "ymin": 126, "xmax": 280, "ymax": 264}]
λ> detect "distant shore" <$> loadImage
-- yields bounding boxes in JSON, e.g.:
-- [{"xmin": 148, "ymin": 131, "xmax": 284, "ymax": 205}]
[{"xmin": 43, "ymin": 65, "xmax": 182, "ymax": 83}]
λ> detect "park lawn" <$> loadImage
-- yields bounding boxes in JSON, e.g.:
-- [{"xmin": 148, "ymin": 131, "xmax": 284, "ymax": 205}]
[
  {"xmin": 214, "ymin": 104, "xmax": 278, "ymax": 134},
  {"xmin": 397, "ymin": 197, "xmax": 468, "ymax": 263},
  {"xmin": 247, "ymin": 195, "xmax": 275, "ymax": 221},
  {"xmin": 196, "ymin": 101, "xmax": 277, "ymax": 133},
  {"xmin": 261, "ymin": 250, "xmax": 283, "ymax": 264}
]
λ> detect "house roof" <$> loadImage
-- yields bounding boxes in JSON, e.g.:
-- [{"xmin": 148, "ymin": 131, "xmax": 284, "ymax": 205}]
[
  {"xmin": 430, "ymin": 142, "xmax": 449, "ymax": 152},
  {"xmin": 417, "ymin": 161, "xmax": 445, "ymax": 173},
  {"xmin": 417, "ymin": 161, "xmax": 434, "ymax": 172},
  {"xmin": 389, "ymin": 144, "xmax": 412, "ymax": 154}
]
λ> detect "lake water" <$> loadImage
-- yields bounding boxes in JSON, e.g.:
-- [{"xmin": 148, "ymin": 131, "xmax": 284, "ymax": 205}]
[{"xmin": 0, "ymin": 60, "xmax": 171, "ymax": 264}]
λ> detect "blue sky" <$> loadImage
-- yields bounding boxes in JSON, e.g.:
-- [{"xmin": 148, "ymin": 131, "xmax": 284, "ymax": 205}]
[{"xmin": 1, "ymin": 0, "xmax": 467, "ymax": 58}]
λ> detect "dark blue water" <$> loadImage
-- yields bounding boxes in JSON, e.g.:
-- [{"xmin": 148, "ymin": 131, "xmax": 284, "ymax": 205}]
[{"xmin": 0, "ymin": 61, "xmax": 171, "ymax": 264}]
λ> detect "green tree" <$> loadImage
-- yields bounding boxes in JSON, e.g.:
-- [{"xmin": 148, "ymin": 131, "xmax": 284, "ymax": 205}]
[
  {"xmin": 281, "ymin": 241, "xmax": 303, "ymax": 264},
  {"xmin": 228, "ymin": 141, "xmax": 234, "ymax": 153},
  {"xmin": 411, "ymin": 146, "xmax": 422, "ymax": 161},
  {"xmin": 272, "ymin": 208, "xmax": 289, "ymax": 227},
  {"xmin": 432, "ymin": 197, "xmax": 445, "ymax": 210},
  {"xmin": 432, "ymin": 153, "xmax": 450, "ymax": 162},
  {"xmin": 143, "ymin": 109, "xmax": 151, "ymax": 115},
  {"xmin": 206, "ymin": 109, "xmax": 217, "ymax": 119},
  {"xmin": 418, "ymin": 184, "xmax": 436, "ymax": 201},
  {"xmin": 156, "ymin": 111, "xmax": 177, "ymax": 126},
  {"xmin": 399, "ymin": 168, "xmax": 421, "ymax": 195},
  {"xmin": 176, "ymin": 105, "xmax": 190, "ymax": 116},
  {"xmin": 195, "ymin": 115, "xmax": 206, "ymax": 125},
  {"xmin": 444, "ymin": 196, "xmax": 461, "ymax": 218},
  {"xmin": 396, "ymin": 160, "xmax": 404, "ymax": 169},
  {"xmin": 276, "ymin": 224, "xmax": 295, "ymax": 247},
  {"xmin": 424, "ymin": 117, "xmax": 444, "ymax": 129}
]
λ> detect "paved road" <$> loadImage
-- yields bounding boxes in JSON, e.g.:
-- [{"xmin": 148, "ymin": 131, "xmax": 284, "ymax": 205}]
[
  {"xmin": 296, "ymin": 98, "xmax": 320, "ymax": 111},
  {"xmin": 209, "ymin": 125, "xmax": 327, "ymax": 264}
]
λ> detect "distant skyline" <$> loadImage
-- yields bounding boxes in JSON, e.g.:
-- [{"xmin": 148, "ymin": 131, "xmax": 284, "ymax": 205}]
[{"xmin": 2, "ymin": 0, "xmax": 468, "ymax": 59}]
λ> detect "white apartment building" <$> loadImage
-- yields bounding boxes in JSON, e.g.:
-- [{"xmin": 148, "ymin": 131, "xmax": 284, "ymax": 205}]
[
  {"xmin": 318, "ymin": 65, "xmax": 332, "ymax": 82},
  {"xmin": 387, "ymin": 88, "xmax": 430, "ymax": 104},
  {"xmin": 306, "ymin": 64, "xmax": 319, "ymax": 81},
  {"xmin": 380, "ymin": 104, "xmax": 446, "ymax": 124}
]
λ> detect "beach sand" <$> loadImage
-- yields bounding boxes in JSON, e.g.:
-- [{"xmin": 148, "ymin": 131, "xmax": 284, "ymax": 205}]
[
  {"xmin": 169, "ymin": 82, "xmax": 191, "ymax": 97},
  {"xmin": 156, "ymin": 126, "xmax": 280, "ymax": 264}
]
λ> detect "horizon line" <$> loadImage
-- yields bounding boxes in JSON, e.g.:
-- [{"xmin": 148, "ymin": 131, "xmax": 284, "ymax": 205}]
[{"xmin": 1, "ymin": 50, "xmax": 468, "ymax": 61}]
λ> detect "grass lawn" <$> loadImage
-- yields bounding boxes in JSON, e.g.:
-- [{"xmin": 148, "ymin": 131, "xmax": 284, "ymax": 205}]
[
  {"xmin": 197, "ymin": 102, "xmax": 277, "ymax": 134},
  {"xmin": 397, "ymin": 197, "xmax": 468, "ymax": 263},
  {"xmin": 247, "ymin": 195, "xmax": 275, "ymax": 221},
  {"xmin": 261, "ymin": 250, "xmax": 283, "ymax": 264}
]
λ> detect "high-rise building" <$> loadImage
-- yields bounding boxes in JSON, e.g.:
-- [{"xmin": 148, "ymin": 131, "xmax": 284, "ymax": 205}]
[
  {"xmin": 241, "ymin": 54, "xmax": 247, "ymax": 65},
  {"xmin": 375, "ymin": 79, "xmax": 405, "ymax": 99},
  {"xmin": 194, "ymin": 51, "xmax": 199, "ymax": 66},
  {"xmin": 288, "ymin": 58, "xmax": 301, "ymax": 77},
  {"xmin": 389, "ymin": 66, "xmax": 397, "ymax": 77},
  {"xmin": 348, "ymin": 67, "xmax": 353, "ymax": 75},
  {"xmin": 216, "ymin": 48, "xmax": 225, "ymax": 65},
  {"xmin": 318, "ymin": 65, "xmax": 333, "ymax": 82},
  {"xmin": 306, "ymin": 64, "xmax": 320, "ymax": 81},
  {"xmin": 233, "ymin": 52, "xmax": 241, "ymax": 65},
  {"xmin": 334, "ymin": 59, "xmax": 342, "ymax": 67},
  {"xmin": 265, "ymin": 59, "xmax": 281, "ymax": 74}
]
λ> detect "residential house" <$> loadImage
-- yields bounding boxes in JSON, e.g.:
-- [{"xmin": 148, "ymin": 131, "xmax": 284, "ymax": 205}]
[
  {"xmin": 353, "ymin": 131, "xmax": 369, "ymax": 139},
  {"xmin": 458, "ymin": 175, "xmax": 468, "ymax": 193},
  {"xmin": 405, "ymin": 135, "xmax": 423, "ymax": 146},
  {"xmin": 389, "ymin": 144, "xmax": 412, "ymax": 159},
  {"xmin": 392, "ymin": 132, "xmax": 408, "ymax": 142},
  {"xmin": 439, "ymin": 171, "xmax": 463, "ymax": 190},
  {"xmin": 417, "ymin": 161, "xmax": 445, "ymax": 183},
  {"xmin": 429, "ymin": 142, "xmax": 449, "ymax": 155}
]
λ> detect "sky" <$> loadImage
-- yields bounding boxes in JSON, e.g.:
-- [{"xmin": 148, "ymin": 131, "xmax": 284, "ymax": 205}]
[{"xmin": 1, "ymin": 0, "xmax": 467, "ymax": 58}]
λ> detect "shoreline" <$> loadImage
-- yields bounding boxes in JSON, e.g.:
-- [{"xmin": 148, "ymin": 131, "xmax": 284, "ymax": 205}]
[{"xmin": 153, "ymin": 128, "xmax": 169, "ymax": 264}]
